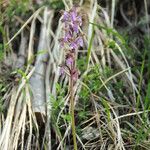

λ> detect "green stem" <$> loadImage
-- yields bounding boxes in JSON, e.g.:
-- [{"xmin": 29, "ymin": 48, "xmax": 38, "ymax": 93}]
[{"xmin": 70, "ymin": 76, "xmax": 77, "ymax": 150}]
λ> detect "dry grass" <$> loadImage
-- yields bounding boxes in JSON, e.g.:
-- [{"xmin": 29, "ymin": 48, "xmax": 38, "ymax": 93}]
[{"xmin": 0, "ymin": 0, "xmax": 150, "ymax": 149}]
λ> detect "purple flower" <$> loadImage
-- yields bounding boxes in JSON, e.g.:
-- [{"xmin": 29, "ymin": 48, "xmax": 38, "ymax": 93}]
[
  {"xmin": 61, "ymin": 7, "xmax": 82, "ymax": 33},
  {"xmin": 76, "ymin": 36, "xmax": 83, "ymax": 47},
  {"xmin": 70, "ymin": 8, "xmax": 77, "ymax": 22},
  {"xmin": 77, "ymin": 16, "xmax": 82, "ymax": 26},
  {"xmin": 59, "ymin": 6, "xmax": 83, "ymax": 81},
  {"xmin": 70, "ymin": 40, "xmax": 78, "ymax": 49},
  {"xmin": 72, "ymin": 22, "xmax": 79, "ymax": 33},
  {"xmin": 66, "ymin": 57, "xmax": 74, "ymax": 65},
  {"xmin": 59, "ymin": 30, "xmax": 71, "ymax": 46},
  {"xmin": 64, "ymin": 31, "xmax": 72, "ymax": 42},
  {"xmin": 60, "ymin": 67, "xmax": 65, "ymax": 75},
  {"xmin": 66, "ymin": 53, "xmax": 74, "ymax": 66},
  {"xmin": 70, "ymin": 36, "xmax": 83, "ymax": 49},
  {"xmin": 70, "ymin": 9, "xmax": 82, "ymax": 33},
  {"xmin": 62, "ymin": 11, "xmax": 70, "ymax": 22}
]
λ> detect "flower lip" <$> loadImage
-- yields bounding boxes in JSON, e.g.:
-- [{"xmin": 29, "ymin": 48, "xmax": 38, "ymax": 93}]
[
  {"xmin": 65, "ymin": 52, "xmax": 74, "ymax": 66},
  {"xmin": 76, "ymin": 36, "xmax": 83, "ymax": 47},
  {"xmin": 61, "ymin": 11, "xmax": 70, "ymax": 22},
  {"xmin": 69, "ymin": 36, "xmax": 83, "ymax": 49},
  {"xmin": 66, "ymin": 57, "xmax": 74, "ymax": 66}
]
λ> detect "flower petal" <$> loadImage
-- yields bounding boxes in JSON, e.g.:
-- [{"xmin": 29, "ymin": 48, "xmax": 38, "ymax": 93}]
[
  {"xmin": 70, "ymin": 41, "xmax": 78, "ymax": 49},
  {"xmin": 72, "ymin": 23, "xmax": 79, "ymax": 33},
  {"xmin": 66, "ymin": 57, "xmax": 73, "ymax": 65},
  {"xmin": 76, "ymin": 37, "xmax": 83, "ymax": 47},
  {"xmin": 62, "ymin": 11, "xmax": 70, "ymax": 22}
]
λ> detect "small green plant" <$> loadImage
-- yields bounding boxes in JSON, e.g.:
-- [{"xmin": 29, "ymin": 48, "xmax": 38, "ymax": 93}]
[{"xmin": 6, "ymin": 0, "xmax": 30, "ymax": 19}]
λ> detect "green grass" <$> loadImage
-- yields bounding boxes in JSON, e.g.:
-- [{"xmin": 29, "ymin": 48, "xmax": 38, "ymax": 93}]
[{"xmin": 0, "ymin": 0, "xmax": 150, "ymax": 149}]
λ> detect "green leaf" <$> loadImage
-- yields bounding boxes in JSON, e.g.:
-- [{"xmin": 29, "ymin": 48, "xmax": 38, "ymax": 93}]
[
  {"xmin": 36, "ymin": 50, "xmax": 48, "ymax": 55},
  {"xmin": 86, "ymin": 25, "xmax": 94, "ymax": 68},
  {"xmin": 56, "ymin": 83, "xmax": 61, "ymax": 92},
  {"xmin": 17, "ymin": 69, "xmax": 28, "ymax": 81},
  {"xmin": 61, "ymin": 114, "xmax": 71, "ymax": 123}
]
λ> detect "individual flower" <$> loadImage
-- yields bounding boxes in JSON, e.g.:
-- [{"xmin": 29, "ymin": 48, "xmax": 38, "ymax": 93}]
[
  {"xmin": 76, "ymin": 36, "xmax": 83, "ymax": 47},
  {"xmin": 70, "ymin": 36, "xmax": 83, "ymax": 49},
  {"xmin": 66, "ymin": 52, "xmax": 74, "ymax": 66},
  {"xmin": 66, "ymin": 57, "xmax": 73, "ymax": 66},
  {"xmin": 62, "ymin": 11, "xmax": 70, "ymax": 22},
  {"xmin": 59, "ymin": 30, "xmax": 72, "ymax": 48},
  {"xmin": 64, "ymin": 31, "xmax": 72, "ymax": 42}
]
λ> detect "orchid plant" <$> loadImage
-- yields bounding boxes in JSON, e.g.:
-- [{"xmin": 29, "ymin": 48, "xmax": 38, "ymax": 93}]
[{"xmin": 59, "ymin": 6, "xmax": 83, "ymax": 150}]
